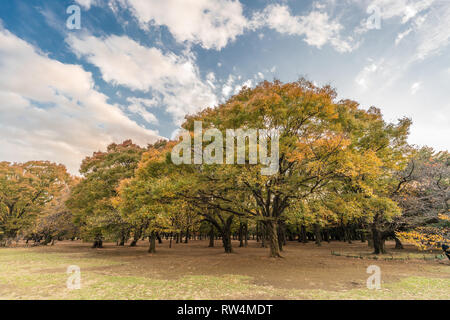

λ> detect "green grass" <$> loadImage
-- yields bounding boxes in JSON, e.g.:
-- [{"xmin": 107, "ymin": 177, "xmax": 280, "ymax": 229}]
[
  {"xmin": 0, "ymin": 247, "xmax": 448, "ymax": 300},
  {"xmin": 299, "ymin": 277, "xmax": 450, "ymax": 300},
  {"xmin": 331, "ymin": 250, "xmax": 446, "ymax": 261}
]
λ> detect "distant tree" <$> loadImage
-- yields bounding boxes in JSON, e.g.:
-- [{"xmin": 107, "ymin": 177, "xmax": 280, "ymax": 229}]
[
  {"xmin": 117, "ymin": 141, "xmax": 181, "ymax": 253},
  {"xmin": 0, "ymin": 161, "xmax": 70, "ymax": 245},
  {"xmin": 66, "ymin": 140, "xmax": 146, "ymax": 248},
  {"xmin": 395, "ymin": 148, "xmax": 449, "ymax": 250},
  {"xmin": 26, "ymin": 185, "xmax": 79, "ymax": 245}
]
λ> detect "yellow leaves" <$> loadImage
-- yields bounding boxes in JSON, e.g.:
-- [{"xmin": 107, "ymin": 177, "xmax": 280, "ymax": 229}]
[
  {"xmin": 287, "ymin": 132, "xmax": 351, "ymax": 173},
  {"xmin": 139, "ymin": 141, "xmax": 174, "ymax": 166},
  {"xmin": 336, "ymin": 149, "xmax": 383, "ymax": 178},
  {"xmin": 396, "ymin": 230, "xmax": 446, "ymax": 251},
  {"xmin": 110, "ymin": 195, "xmax": 121, "ymax": 209}
]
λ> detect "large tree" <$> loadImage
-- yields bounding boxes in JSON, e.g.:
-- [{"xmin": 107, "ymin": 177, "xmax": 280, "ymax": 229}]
[
  {"xmin": 116, "ymin": 141, "xmax": 177, "ymax": 252},
  {"xmin": 160, "ymin": 80, "xmax": 410, "ymax": 257},
  {"xmin": 395, "ymin": 148, "xmax": 449, "ymax": 250},
  {"xmin": 0, "ymin": 161, "xmax": 70, "ymax": 245},
  {"xmin": 67, "ymin": 140, "xmax": 146, "ymax": 248},
  {"xmin": 25, "ymin": 184, "xmax": 79, "ymax": 245}
]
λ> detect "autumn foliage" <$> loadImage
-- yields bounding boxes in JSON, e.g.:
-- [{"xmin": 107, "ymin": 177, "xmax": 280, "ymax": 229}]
[{"xmin": 1, "ymin": 80, "xmax": 448, "ymax": 256}]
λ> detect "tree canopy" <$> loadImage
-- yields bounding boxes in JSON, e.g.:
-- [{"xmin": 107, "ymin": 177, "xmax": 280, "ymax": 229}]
[
  {"xmin": 1, "ymin": 80, "xmax": 447, "ymax": 258},
  {"xmin": 0, "ymin": 161, "xmax": 71, "ymax": 245}
]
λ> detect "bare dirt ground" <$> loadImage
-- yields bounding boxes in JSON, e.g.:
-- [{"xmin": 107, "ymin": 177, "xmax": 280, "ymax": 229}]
[{"xmin": 19, "ymin": 239, "xmax": 449, "ymax": 292}]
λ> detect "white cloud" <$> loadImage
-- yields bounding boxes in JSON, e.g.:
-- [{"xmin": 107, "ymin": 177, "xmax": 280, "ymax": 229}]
[
  {"xmin": 313, "ymin": 2, "xmax": 327, "ymax": 10},
  {"xmin": 358, "ymin": 0, "xmax": 450, "ymax": 61},
  {"xmin": 206, "ymin": 72, "xmax": 216, "ymax": 89},
  {"xmin": 251, "ymin": 4, "xmax": 356, "ymax": 52},
  {"xmin": 355, "ymin": 61, "xmax": 382, "ymax": 89},
  {"xmin": 233, "ymin": 79, "xmax": 253, "ymax": 94},
  {"xmin": 67, "ymin": 34, "xmax": 218, "ymax": 124},
  {"xmin": 112, "ymin": 0, "xmax": 248, "ymax": 50},
  {"xmin": 372, "ymin": 0, "xmax": 434, "ymax": 23},
  {"xmin": 376, "ymin": 1, "xmax": 450, "ymax": 62},
  {"xmin": 355, "ymin": 0, "xmax": 434, "ymax": 35},
  {"xmin": 395, "ymin": 28, "xmax": 413, "ymax": 45},
  {"xmin": 221, "ymin": 75, "xmax": 235, "ymax": 97},
  {"xmin": 352, "ymin": 0, "xmax": 450, "ymax": 102},
  {"xmin": 75, "ymin": 0, "xmax": 98, "ymax": 10},
  {"xmin": 126, "ymin": 97, "xmax": 158, "ymax": 124},
  {"xmin": 0, "ymin": 28, "xmax": 160, "ymax": 174},
  {"xmin": 412, "ymin": 3, "xmax": 450, "ymax": 61},
  {"xmin": 410, "ymin": 81, "xmax": 422, "ymax": 95},
  {"xmin": 111, "ymin": 1, "xmax": 357, "ymax": 53}
]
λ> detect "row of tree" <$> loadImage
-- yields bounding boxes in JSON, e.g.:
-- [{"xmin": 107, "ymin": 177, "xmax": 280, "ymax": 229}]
[{"xmin": 1, "ymin": 80, "xmax": 448, "ymax": 256}]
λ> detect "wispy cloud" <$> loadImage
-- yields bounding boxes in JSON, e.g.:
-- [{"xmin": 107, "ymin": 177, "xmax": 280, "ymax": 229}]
[
  {"xmin": 251, "ymin": 4, "xmax": 357, "ymax": 52},
  {"xmin": 410, "ymin": 81, "xmax": 422, "ymax": 95}
]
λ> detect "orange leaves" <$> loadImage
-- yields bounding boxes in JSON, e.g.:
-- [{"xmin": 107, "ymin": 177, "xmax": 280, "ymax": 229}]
[{"xmin": 287, "ymin": 131, "xmax": 350, "ymax": 165}]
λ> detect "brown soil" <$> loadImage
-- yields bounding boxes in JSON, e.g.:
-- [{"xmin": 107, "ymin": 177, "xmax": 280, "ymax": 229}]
[{"xmin": 24, "ymin": 239, "xmax": 449, "ymax": 291}]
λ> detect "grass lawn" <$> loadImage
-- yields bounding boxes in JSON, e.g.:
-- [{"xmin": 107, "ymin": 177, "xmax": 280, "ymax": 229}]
[{"xmin": 0, "ymin": 240, "xmax": 448, "ymax": 300}]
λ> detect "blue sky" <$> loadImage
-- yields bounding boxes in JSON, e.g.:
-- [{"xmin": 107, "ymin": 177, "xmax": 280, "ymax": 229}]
[{"xmin": 0, "ymin": 0, "xmax": 449, "ymax": 173}]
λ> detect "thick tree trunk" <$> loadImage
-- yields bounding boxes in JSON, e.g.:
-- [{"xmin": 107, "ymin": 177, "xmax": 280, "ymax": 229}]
[
  {"xmin": 148, "ymin": 232, "xmax": 156, "ymax": 253},
  {"xmin": 222, "ymin": 232, "xmax": 232, "ymax": 253},
  {"xmin": 244, "ymin": 223, "xmax": 248, "ymax": 247},
  {"xmin": 119, "ymin": 228, "xmax": 128, "ymax": 246},
  {"xmin": 261, "ymin": 222, "xmax": 266, "ymax": 248},
  {"xmin": 323, "ymin": 230, "xmax": 330, "ymax": 243},
  {"xmin": 345, "ymin": 228, "xmax": 352, "ymax": 244},
  {"xmin": 360, "ymin": 230, "xmax": 366, "ymax": 243},
  {"xmin": 300, "ymin": 225, "xmax": 308, "ymax": 243},
  {"xmin": 206, "ymin": 215, "xmax": 234, "ymax": 253},
  {"xmin": 394, "ymin": 236, "xmax": 404, "ymax": 249},
  {"xmin": 42, "ymin": 234, "xmax": 52, "ymax": 246},
  {"xmin": 277, "ymin": 224, "xmax": 284, "ymax": 252},
  {"xmin": 239, "ymin": 223, "xmax": 244, "ymax": 247},
  {"xmin": 223, "ymin": 217, "xmax": 234, "ymax": 253},
  {"xmin": 208, "ymin": 226, "xmax": 214, "ymax": 247},
  {"xmin": 314, "ymin": 224, "xmax": 322, "ymax": 246},
  {"xmin": 184, "ymin": 228, "xmax": 189, "ymax": 244},
  {"xmin": 341, "ymin": 226, "xmax": 347, "ymax": 242},
  {"xmin": 130, "ymin": 229, "xmax": 140, "ymax": 247},
  {"xmin": 256, "ymin": 223, "xmax": 260, "ymax": 242},
  {"xmin": 371, "ymin": 220, "xmax": 386, "ymax": 254},
  {"xmin": 266, "ymin": 220, "xmax": 282, "ymax": 258},
  {"xmin": 92, "ymin": 234, "xmax": 103, "ymax": 248}
]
